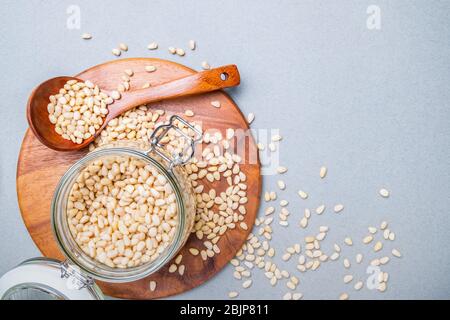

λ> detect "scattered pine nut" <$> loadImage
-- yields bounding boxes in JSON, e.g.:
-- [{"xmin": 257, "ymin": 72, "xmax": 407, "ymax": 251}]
[
  {"xmin": 298, "ymin": 190, "xmax": 308, "ymax": 199},
  {"xmin": 379, "ymin": 188, "xmax": 390, "ymax": 198},
  {"xmin": 242, "ymin": 280, "xmax": 252, "ymax": 289},
  {"xmin": 300, "ymin": 217, "xmax": 308, "ymax": 228},
  {"xmin": 265, "ymin": 206, "xmax": 275, "ymax": 215},
  {"xmin": 226, "ymin": 128, "xmax": 235, "ymax": 140},
  {"xmin": 81, "ymin": 33, "xmax": 92, "ymax": 40},
  {"xmin": 280, "ymin": 200, "xmax": 289, "ymax": 207},
  {"xmin": 228, "ymin": 291, "xmax": 239, "ymax": 298},
  {"xmin": 319, "ymin": 166, "xmax": 327, "ymax": 178},
  {"xmin": 363, "ymin": 235, "xmax": 374, "ymax": 244},
  {"xmin": 339, "ymin": 293, "xmax": 349, "ymax": 300},
  {"xmin": 211, "ymin": 101, "xmax": 221, "ymax": 108},
  {"xmin": 354, "ymin": 281, "xmax": 363, "ymax": 291},
  {"xmin": 119, "ymin": 43, "xmax": 128, "ymax": 51},
  {"xmin": 176, "ymin": 48, "xmax": 185, "ymax": 56},
  {"xmin": 178, "ymin": 265, "xmax": 186, "ymax": 275},
  {"xmin": 184, "ymin": 110, "xmax": 194, "ymax": 117},
  {"xmin": 271, "ymin": 134, "xmax": 282, "ymax": 142},
  {"xmin": 111, "ymin": 90, "xmax": 121, "ymax": 100},
  {"xmin": 286, "ymin": 281, "xmax": 296, "ymax": 290},
  {"xmin": 168, "ymin": 47, "xmax": 176, "ymax": 54},
  {"xmin": 330, "ymin": 252, "xmax": 340, "ymax": 260},
  {"xmin": 343, "ymin": 258, "xmax": 351, "ymax": 269},
  {"xmin": 371, "ymin": 258, "xmax": 380, "ymax": 266},
  {"xmin": 344, "ymin": 237, "xmax": 353, "ymax": 246},
  {"xmin": 147, "ymin": 42, "xmax": 158, "ymax": 50},
  {"xmin": 230, "ymin": 259, "xmax": 239, "ymax": 267},
  {"xmin": 334, "ymin": 204, "xmax": 344, "ymax": 213},
  {"xmin": 276, "ymin": 166, "xmax": 287, "ymax": 174},
  {"xmin": 292, "ymin": 293, "xmax": 303, "ymax": 300},
  {"xmin": 268, "ymin": 143, "xmax": 276, "ymax": 152},
  {"xmin": 374, "ymin": 241, "xmax": 383, "ymax": 252},
  {"xmin": 145, "ymin": 65, "xmax": 157, "ymax": 72},
  {"xmin": 247, "ymin": 113, "xmax": 255, "ymax": 124},
  {"xmin": 168, "ymin": 264, "xmax": 177, "ymax": 273},
  {"xmin": 356, "ymin": 253, "xmax": 363, "ymax": 264},
  {"xmin": 392, "ymin": 249, "xmax": 402, "ymax": 258},
  {"xmin": 315, "ymin": 205, "xmax": 325, "ymax": 215},
  {"xmin": 189, "ymin": 40, "xmax": 196, "ymax": 50},
  {"xmin": 201, "ymin": 61, "xmax": 211, "ymax": 70},
  {"xmin": 189, "ymin": 248, "xmax": 199, "ymax": 256},
  {"xmin": 175, "ymin": 254, "xmax": 183, "ymax": 265},
  {"xmin": 343, "ymin": 275, "xmax": 353, "ymax": 284},
  {"xmin": 112, "ymin": 48, "xmax": 121, "ymax": 56},
  {"xmin": 379, "ymin": 256, "xmax": 390, "ymax": 265}
]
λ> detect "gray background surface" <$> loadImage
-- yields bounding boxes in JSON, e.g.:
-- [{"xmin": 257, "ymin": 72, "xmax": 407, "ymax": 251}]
[{"xmin": 0, "ymin": 0, "xmax": 449, "ymax": 299}]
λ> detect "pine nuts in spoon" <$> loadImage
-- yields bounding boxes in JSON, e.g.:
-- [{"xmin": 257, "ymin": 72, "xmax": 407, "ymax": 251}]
[{"xmin": 47, "ymin": 79, "xmax": 112, "ymax": 144}]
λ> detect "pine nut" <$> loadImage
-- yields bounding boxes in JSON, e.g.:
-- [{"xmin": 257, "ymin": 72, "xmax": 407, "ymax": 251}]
[
  {"xmin": 334, "ymin": 204, "xmax": 344, "ymax": 213},
  {"xmin": 298, "ymin": 190, "xmax": 308, "ymax": 199},
  {"xmin": 201, "ymin": 61, "xmax": 211, "ymax": 70},
  {"xmin": 119, "ymin": 43, "xmax": 128, "ymax": 51},
  {"xmin": 247, "ymin": 113, "xmax": 255, "ymax": 124},
  {"xmin": 145, "ymin": 65, "xmax": 157, "ymax": 72},
  {"xmin": 112, "ymin": 48, "xmax": 121, "ymax": 56},
  {"xmin": 379, "ymin": 188, "xmax": 390, "ymax": 198},
  {"xmin": 147, "ymin": 42, "xmax": 158, "ymax": 50},
  {"xmin": 319, "ymin": 166, "xmax": 327, "ymax": 178},
  {"xmin": 211, "ymin": 101, "xmax": 221, "ymax": 108}
]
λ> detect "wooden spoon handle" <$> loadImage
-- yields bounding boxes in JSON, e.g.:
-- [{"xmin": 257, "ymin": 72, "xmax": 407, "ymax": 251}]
[{"xmin": 107, "ymin": 65, "xmax": 240, "ymax": 118}]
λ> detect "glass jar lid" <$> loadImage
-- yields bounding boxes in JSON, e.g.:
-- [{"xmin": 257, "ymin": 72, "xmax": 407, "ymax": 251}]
[{"xmin": 0, "ymin": 258, "xmax": 104, "ymax": 300}]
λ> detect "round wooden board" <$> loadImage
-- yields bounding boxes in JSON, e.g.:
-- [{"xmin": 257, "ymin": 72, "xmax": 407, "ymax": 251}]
[{"xmin": 16, "ymin": 58, "xmax": 261, "ymax": 299}]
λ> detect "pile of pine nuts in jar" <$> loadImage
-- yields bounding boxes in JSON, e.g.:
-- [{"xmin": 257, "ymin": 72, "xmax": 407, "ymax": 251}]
[
  {"xmin": 91, "ymin": 106, "xmax": 249, "ymax": 264},
  {"xmin": 47, "ymin": 80, "xmax": 114, "ymax": 144},
  {"xmin": 67, "ymin": 155, "xmax": 178, "ymax": 268}
]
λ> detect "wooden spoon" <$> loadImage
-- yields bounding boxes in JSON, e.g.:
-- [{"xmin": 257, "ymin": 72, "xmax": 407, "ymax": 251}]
[{"xmin": 27, "ymin": 64, "xmax": 240, "ymax": 151}]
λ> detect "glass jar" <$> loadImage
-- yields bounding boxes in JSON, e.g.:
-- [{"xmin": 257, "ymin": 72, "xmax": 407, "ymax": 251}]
[
  {"xmin": 50, "ymin": 115, "xmax": 201, "ymax": 284},
  {"xmin": 0, "ymin": 115, "xmax": 202, "ymax": 299}
]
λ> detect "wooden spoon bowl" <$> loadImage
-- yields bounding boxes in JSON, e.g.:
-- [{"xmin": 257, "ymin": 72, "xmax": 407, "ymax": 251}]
[{"xmin": 27, "ymin": 65, "xmax": 240, "ymax": 151}]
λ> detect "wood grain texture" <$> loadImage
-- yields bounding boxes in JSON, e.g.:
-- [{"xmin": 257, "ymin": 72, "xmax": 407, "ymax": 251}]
[
  {"xmin": 16, "ymin": 58, "xmax": 261, "ymax": 299},
  {"xmin": 26, "ymin": 64, "xmax": 240, "ymax": 152}
]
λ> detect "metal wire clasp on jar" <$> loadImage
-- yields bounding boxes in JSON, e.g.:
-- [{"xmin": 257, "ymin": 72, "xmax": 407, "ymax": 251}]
[{"xmin": 51, "ymin": 115, "xmax": 202, "ymax": 284}]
